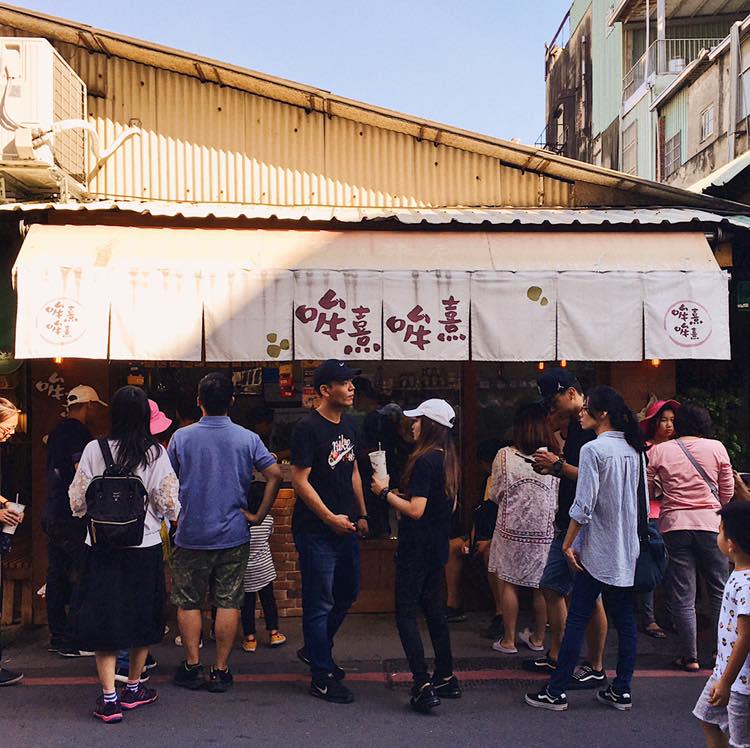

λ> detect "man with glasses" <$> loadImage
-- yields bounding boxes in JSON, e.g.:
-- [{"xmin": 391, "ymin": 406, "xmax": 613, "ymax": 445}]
[{"xmin": 522, "ymin": 369, "xmax": 609, "ymax": 692}]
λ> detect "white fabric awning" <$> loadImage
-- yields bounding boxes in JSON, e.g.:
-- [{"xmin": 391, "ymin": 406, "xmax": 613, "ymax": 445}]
[{"xmin": 12, "ymin": 224, "xmax": 730, "ymax": 361}]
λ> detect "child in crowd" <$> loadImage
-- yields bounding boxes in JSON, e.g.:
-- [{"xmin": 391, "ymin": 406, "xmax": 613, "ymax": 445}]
[
  {"xmin": 241, "ymin": 492, "xmax": 286, "ymax": 652},
  {"xmin": 693, "ymin": 501, "xmax": 750, "ymax": 748}
]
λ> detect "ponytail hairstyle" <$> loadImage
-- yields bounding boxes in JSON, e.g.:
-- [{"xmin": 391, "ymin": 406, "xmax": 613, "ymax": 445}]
[
  {"xmin": 108, "ymin": 386, "xmax": 160, "ymax": 471},
  {"xmin": 585, "ymin": 385, "xmax": 645, "ymax": 453},
  {"xmin": 401, "ymin": 416, "xmax": 460, "ymax": 502}
]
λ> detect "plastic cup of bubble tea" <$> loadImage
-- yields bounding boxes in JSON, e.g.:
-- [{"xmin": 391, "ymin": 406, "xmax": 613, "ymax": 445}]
[
  {"xmin": 368, "ymin": 450, "xmax": 388, "ymax": 480},
  {"xmin": 1, "ymin": 502, "xmax": 25, "ymax": 535}
]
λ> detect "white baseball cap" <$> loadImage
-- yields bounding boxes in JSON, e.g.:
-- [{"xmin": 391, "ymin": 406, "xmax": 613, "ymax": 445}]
[
  {"xmin": 66, "ymin": 385, "xmax": 107, "ymax": 407},
  {"xmin": 403, "ymin": 399, "xmax": 456, "ymax": 429}
]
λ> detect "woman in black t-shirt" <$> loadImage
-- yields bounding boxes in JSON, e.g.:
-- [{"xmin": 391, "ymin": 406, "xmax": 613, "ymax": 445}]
[{"xmin": 371, "ymin": 398, "xmax": 462, "ymax": 714}]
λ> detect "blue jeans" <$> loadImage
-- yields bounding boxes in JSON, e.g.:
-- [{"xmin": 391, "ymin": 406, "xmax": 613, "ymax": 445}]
[
  {"xmin": 294, "ymin": 532, "xmax": 360, "ymax": 680},
  {"xmin": 548, "ymin": 568, "xmax": 637, "ymax": 697}
]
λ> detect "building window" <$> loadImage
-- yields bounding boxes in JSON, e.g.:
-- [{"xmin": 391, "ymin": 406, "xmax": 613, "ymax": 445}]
[
  {"xmin": 700, "ymin": 105, "xmax": 715, "ymax": 142},
  {"xmin": 622, "ymin": 121, "xmax": 638, "ymax": 175},
  {"xmin": 664, "ymin": 132, "xmax": 682, "ymax": 177}
]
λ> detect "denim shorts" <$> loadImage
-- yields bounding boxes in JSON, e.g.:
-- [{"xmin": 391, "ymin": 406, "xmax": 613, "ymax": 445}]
[
  {"xmin": 539, "ymin": 532, "xmax": 574, "ymax": 597},
  {"xmin": 693, "ymin": 677, "xmax": 750, "ymax": 748}
]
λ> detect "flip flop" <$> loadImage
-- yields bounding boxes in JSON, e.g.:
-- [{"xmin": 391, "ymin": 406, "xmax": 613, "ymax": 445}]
[
  {"xmin": 644, "ymin": 625, "xmax": 667, "ymax": 639},
  {"xmin": 492, "ymin": 640, "xmax": 518, "ymax": 654}
]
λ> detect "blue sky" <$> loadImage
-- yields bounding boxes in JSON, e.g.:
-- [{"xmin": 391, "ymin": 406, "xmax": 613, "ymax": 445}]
[{"xmin": 32, "ymin": 0, "xmax": 571, "ymax": 145}]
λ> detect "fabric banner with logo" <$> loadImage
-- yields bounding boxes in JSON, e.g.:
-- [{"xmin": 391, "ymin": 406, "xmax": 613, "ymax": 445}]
[
  {"xmin": 644, "ymin": 271, "xmax": 730, "ymax": 360},
  {"xmin": 109, "ymin": 269, "xmax": 204, "ymax": 361},
  {"xmin": 558, "ymin": 272, "xmax": 644, "ymax": 361},
  {"xmin": 382, "ymin": 271, "xmax": 470, "ymax": 360},
  {"xmin": 14, "ymin": 265, "xmax": 110, "ymax": 359},
  {"xmin": 204, "ymin": 269, "xmax": 293, "ymax": 362},
  {"xmin": 471, "ymin": 272, "xmax": 557, "ymax": 361},
  {"xmin": 293, "ymin": 270, "xmax": 383, "ymax": 360}
]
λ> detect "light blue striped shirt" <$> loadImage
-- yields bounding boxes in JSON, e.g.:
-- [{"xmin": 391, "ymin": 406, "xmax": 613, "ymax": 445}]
[{"xmin": 570, "ymin": 431, "xmax": 645, "ymax": 588}]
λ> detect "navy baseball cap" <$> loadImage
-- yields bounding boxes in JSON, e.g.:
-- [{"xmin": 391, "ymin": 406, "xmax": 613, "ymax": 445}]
[
  {"xmin": 537, "ymin": 368, "xmax": 581, "ymax": 406},
  {"xmin": 313, "ymin": 359, "xmax": 362, "ymax": 391}
]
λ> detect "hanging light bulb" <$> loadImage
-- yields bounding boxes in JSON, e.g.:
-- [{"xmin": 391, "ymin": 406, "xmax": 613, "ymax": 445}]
[
  {"xmin": 559, "ymin": 360, "xmax": 568, "ymax": 368},
  {"xmin": 650, "ymin": 359, "xmax": 661, "ymax": 368},
  {"xmin": 53, "ymin": 357, "xmax": 63, "ymax": 364},
  {"xmin": 537, "ymin": 361, "xmax": 545, "ymax": 371}
]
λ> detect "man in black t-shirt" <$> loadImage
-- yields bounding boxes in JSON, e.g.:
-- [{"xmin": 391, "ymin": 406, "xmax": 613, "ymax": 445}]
[
  {"xmin": 44, "ymin": 385, "xmax": 106, "ymax": 656},
  {"xmin": 522, "ymin": 369, "xmax": 609, "ymax": 690},
  {"xmin": 291, "ymin": 360, "xmax": 369, "ymax": 705}
]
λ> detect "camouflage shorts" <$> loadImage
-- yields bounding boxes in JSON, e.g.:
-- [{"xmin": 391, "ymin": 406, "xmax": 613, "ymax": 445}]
[{"xmin": 171, "ymin": 543, "xmax": 250, "ymax": 610}]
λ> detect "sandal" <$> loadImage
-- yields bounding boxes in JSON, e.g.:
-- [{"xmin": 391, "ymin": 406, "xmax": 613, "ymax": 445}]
[
  {"xmin": 672, "ymin": 657, "xmax": 700, "ymax": 672},
  {"xmin": 644, "ymin": 625, "xmax": 667, "ymax": 639}
]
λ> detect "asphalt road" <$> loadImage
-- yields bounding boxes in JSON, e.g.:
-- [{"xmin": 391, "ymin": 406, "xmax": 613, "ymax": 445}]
[{"xmin": 0, "ymin": 612, "xmax": 712, "ymax": 748}]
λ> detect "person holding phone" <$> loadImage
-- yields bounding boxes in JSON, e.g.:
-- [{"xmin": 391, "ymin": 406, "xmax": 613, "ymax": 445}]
[
  {"xmin": 371, "ymin": 399, "xmax": 462, "ymax": 714},
  {"xmin": 0, "ymin": 398, "xmax": 23, "ymax": 686}
]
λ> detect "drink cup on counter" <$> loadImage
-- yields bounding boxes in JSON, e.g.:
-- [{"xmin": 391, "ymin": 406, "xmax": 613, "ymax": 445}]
[
  {"xmin": 1, "ymin": 501, "xmax": 25, "ymax": 535},
  {"xmin": 368, "ymin": 450, "xmax": 388, "ymax": 481}
]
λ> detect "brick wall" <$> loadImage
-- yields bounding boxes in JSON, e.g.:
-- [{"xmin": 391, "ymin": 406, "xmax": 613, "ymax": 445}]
[{"xmin": 268, "ymin": 488, "xmax": 303, "ymax": 618}]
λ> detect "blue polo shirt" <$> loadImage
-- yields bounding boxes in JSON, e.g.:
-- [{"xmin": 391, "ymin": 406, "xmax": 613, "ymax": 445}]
[{"xmin": 168, "ymin": 416, "xmax": 276, "ymax": 550}]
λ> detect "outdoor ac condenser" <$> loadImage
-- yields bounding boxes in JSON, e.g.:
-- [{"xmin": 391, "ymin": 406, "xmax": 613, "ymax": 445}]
[{"xmin": 0, "ymin": 37, "xmax": 87, "ymax": 199}]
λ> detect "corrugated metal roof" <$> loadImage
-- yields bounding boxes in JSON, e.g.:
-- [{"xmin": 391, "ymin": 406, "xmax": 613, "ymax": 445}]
[
  {"xmin": 688, "ymin": 150, "xmax": 750, "ymax": 194},
  {"xmin": 0, "ymin": 2, "xmax": 745, "ymax": 211},
  {"xmin": 0, "ymin": 200, "xmax": 746, "ymax": 228}
]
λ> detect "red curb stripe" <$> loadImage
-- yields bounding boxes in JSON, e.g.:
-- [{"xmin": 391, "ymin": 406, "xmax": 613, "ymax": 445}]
[{"xmin": 19, "ymin": 667, "xmax": 709, "ymax": 687}]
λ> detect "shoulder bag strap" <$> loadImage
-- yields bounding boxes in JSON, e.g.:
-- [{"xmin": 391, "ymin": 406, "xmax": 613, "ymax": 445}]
[
  {"xmin": 98, "ymin": 438, "xmax": 116, "ymax": 470},
  {"xmin": 637, "ymin": 453, "xmax": 649, "ymax": 543},
  {"xmin": 674, "ymin": 438, "xmax": 719, "ymax": 499}
]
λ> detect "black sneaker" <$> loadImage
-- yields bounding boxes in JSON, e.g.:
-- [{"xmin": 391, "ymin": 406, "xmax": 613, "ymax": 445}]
[
  {"xmin": 431, "ymin": 674, "xmax": 462, "ymax": 699},
  {"xmin": 567, "ymin": 662, "xmax": 607, "ymax": 690},
  {"xmin": 120, "ymin": 685, "xmax": 158, "ymax": 710},
  {"xmin": 522, "ymin": 653, "xmax": 557, "ymax": 673},
  {"xmin": 58, "ymin": 648, "xmax": 95, "ymax": 658},
  {"xmin": 410, "ymin": 682, "xmax": 441, "ymax": 713},
  {"xmin": 47, "ymin": 639, "xmax": 65, "ymax": 653},
  {"xmin": 114, "ymin": 666, "xmax": 150, "ymax": 685},
  {"xmin": 524, "ymin": 687, "xmax": 568, "ymax": 711},
  {"xmin": 297, "ymin": 647, "xmax": 345, "ymax": 681},
  {"xmin": 93, "ymin": 695, "xmax": 123, "ymax": 723},
  {"xmin": 207, "ymin": 667, "xmax": 233, "ymax": 693},
  {"xmin": 0, "ymin": 667, "xmax": 23, "ymax": 686},
  {"xmin": 174, "ymin": 661, "xmax": 206, "ymax": 690},
  {"xmin": 596, "ymin": 685, "xmax": 632, "ymax": 711},
  {"xmin": 310, "ymin": 674, "xmax": 354, "ymax": 704},
  {"xmin": 483, "ymin": 615, "xmax": 504, "ymax": 640},
  {"xmin": 446, "ymin": 607, "xmax": 467, "ymax": 623}
]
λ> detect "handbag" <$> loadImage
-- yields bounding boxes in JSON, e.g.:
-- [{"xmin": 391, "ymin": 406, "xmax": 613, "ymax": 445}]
[{"xmin": 633, "ymin": 453, "xmax": 668, "ymax": 593}]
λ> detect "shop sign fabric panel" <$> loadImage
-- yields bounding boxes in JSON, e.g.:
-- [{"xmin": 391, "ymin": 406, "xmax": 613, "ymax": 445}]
[
  {"xmin": 470, "ymin": 272, "xmax": 557, "ymax": 361},
  {"xmin": 14, "ymin": 265, "xmax": 110, "ymax": 359},
  {"xmin": 293, "ymin": 271, "xmax": 383, "ymax": 360},
  {"xmin": 109, "ymin": 269, "xmax": 203, "ymax": 361},
  {"xmin": 204, "ymin": 270, "xmax": 293, "ymax": 362},
  {"xmin": 558, "ymin": 272, "xmax": 644, "ymax": 361},
  {"xmin": 382, "ymin": 271, "xmax": 470, "ymax": 360},
  {"xmin": 644, "ymin": 271, "xmax": 730, "ymax": 360}
]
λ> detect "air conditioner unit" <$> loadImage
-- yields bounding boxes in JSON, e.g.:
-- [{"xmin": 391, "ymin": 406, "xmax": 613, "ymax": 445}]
[{"xmin": 0, "ymin": 38, "xmax": 87, "ymax": 199}]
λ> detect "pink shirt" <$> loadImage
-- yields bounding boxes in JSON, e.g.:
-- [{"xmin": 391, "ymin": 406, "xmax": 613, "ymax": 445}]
[{"xmin": 647, "ymin": 438, "xmax": 733, "ymax": 534}]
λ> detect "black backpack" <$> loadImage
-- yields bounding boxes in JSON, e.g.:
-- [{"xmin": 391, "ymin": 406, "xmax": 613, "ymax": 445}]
[{"xmin": 85, "ymin": 439, "xmax": 148, "ymax": 548}]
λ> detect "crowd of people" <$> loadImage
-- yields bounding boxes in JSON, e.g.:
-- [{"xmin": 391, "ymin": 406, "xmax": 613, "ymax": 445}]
[{"xmin": 0, "ymin": 361, "xmax": 749, "ymax": 745}]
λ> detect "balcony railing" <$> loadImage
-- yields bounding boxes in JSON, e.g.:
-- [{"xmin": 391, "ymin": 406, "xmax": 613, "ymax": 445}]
[
  {"xmin": 622, "ymin": 37, "xmax": 724, "ymax": 101},
  {"xmin": 535, "ymin": 122, "xmax": 568, "ymax": 155}
]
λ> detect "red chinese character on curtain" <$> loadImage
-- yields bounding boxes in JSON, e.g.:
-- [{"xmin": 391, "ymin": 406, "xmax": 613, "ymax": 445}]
[
  {"xmin": 437, "ymin": 296, "xmax": 466, "ymax": 342},
  {"xmin": 294, "ymin": 289, "xmax": 347, "ymax": 341},
  {"xmin": 344, "ymin": 305, "xmax": 381, "ymax": 355},
  {"xmin": 386, "ymin": 305, "xmax": 432, "ymax": 351}
]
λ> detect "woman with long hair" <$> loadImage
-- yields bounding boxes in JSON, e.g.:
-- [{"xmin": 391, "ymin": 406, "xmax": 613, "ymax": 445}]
[
  {"xmin": 0, "ymin": 398, "xmax": 23, "ymax": 686},
  {"xmin": 69, "ymin": 386, "xmax": 180, "ymax": 723},
  {"xmin": 647, "ymin": 402, "xmax": 733, "ymax": 672},
  {"xmin": 371, "ymin": 399, "xmax": 461, "ymax": 714},
  {"xmin": 526, "ymin": 386, "xmax": 645, "ymax": 712},
  {"xmin": 488, "ymin": 403, "xmax": 559, "ymax": 655}
]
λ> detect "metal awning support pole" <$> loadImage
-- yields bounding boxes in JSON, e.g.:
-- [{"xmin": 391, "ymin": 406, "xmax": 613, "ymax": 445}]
[{"xmin": 656, "ymin": 0, "xmax": 666, "ymax": 73}]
